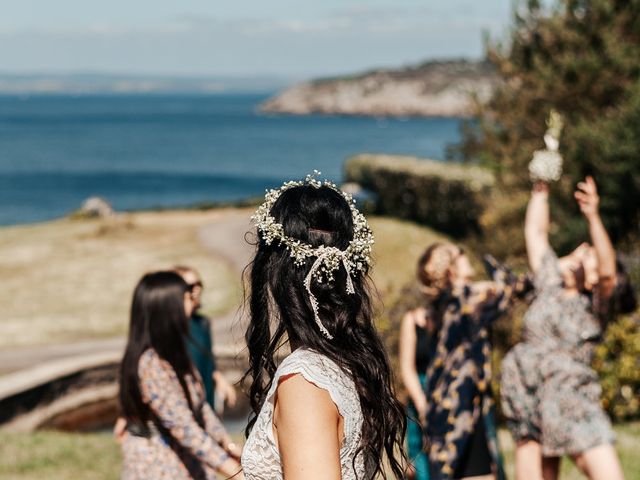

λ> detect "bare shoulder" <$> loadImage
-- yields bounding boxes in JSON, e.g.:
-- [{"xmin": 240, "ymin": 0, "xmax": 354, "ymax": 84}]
[
  {"xmin": 403, "ymin": 307, "xmax": 428, "ymax": 328},
  {"xmin": 274, "ymin": 373, "xmax": 342, "ymax": 479},
  {"xmin": 275, "ymin": 373, "xmax": 339, "ymax": 419}
]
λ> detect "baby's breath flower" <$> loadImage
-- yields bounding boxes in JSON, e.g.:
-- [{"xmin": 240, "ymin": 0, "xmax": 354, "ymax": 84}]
[{"xmin": 252, "ymin": 171, "xmax": 374, "ymax": 339}]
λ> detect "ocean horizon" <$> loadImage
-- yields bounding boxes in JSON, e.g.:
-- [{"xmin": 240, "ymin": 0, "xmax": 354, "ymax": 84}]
[{"xmin": 0, "ymin": 93, "xmax": 463, "ymax": 226}]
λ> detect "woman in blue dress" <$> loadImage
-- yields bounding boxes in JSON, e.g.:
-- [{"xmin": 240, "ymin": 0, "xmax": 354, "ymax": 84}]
[{"xmin": 418, "ymin": 243, "xmax": 530, "ymax": 480}]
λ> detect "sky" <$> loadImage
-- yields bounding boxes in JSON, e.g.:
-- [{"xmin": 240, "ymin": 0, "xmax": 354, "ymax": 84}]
[{"xmin": 0, "ymin": 0, "xmax": 523, "ymax": 79}]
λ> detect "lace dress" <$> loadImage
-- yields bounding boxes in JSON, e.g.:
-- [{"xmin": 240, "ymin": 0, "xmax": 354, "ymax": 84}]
[
  {"xmin": 500, "ymin": 248, "xmax": 615, "ymax": 456},
  {"xmin": 241, "ymin": 348, "xmax": 370, "ymax": 479}
]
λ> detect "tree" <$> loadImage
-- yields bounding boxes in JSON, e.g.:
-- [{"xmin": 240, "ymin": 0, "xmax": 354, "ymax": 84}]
[{"xmin": 461, "ymin": 0, "xmax": 640, "ymax": 254}]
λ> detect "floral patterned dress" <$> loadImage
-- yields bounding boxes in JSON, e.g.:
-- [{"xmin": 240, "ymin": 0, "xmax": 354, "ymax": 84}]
[
  {"xmin": 121, "ymin": 349, "xmax": 231, "ymax": 480},
  {"xmin": 500, "ymin": 248, "xmax": 615, "ymax": 456},
  {"xmin": 425, "ymin": 259, "xmax": 521, "ymax": 480}
]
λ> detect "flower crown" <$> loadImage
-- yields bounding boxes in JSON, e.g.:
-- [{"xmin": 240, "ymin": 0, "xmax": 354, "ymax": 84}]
[{"xmin": 251, "ymin": 171, "xmax": 374, "ymax": 339}]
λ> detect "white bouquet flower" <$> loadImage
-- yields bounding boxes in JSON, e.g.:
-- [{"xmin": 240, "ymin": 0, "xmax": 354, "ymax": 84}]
[
  {"xmin": 529, "ymin": 149, "xmax": 563, "ymax": 182},
  {"xmin": 529, "ymin": 110, "xmax": 564, "ymax": 183}
]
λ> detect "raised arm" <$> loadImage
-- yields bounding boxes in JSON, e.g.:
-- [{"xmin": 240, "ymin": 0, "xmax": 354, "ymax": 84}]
[
  {"xmin": 575, "ymin": 176, "xmax": 616, "ymax": 296},
  {"xmin": 525, "ymin": 181, "xmax": 551, "ymax": 272},
  {"xmin": 399, "ymin": 310, "xmax": 428, "ymax": 425}
]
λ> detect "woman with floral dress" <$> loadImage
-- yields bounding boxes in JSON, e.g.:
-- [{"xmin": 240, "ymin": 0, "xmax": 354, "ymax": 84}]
[
  {"xmin": 118, "ymin": 271, "xmax": 244, "ymax": 480},
  {"xmin": 501, "ymin": 177, "xmax": 636, "ymax": 480}
]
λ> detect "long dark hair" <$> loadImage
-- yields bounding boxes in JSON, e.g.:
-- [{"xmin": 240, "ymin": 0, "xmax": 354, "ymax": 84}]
[
  {"xmin": 119, "ymin": 271, "xmax": 197, "ymax": 427},
  {"xmin": 242, "ymin": 185, "xmax": 406, "ymax": 479}
]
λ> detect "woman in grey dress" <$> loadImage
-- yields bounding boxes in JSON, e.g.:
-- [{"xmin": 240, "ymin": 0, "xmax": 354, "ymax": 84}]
[{"xmin": 501, "ymin": 177, "xmax": 636, "ymax": 480}]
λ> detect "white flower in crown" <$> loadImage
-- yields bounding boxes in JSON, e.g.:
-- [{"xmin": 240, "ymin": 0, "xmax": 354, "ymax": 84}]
[
  {"xmin": 251, "ymin": 171, "xmax": 375, "ymax": 339},
  {"xmin": 529, "ymin": 110, "xmax": 564, "ymax": 183}
]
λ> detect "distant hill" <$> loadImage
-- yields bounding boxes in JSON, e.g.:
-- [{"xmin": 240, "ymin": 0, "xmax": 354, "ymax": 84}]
[
  {"xmin": 0, "ymin": 73, "xmax": 288, "ymax": 94},
  {"xmin": 260, "ymin": 59, "xmax": 497, "ymax": 118}
]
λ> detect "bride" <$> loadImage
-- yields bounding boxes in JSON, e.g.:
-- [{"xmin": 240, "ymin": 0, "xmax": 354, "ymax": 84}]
[{"xmin": 240, "ymin": 174, "xmax": 406, "ymax": 479}]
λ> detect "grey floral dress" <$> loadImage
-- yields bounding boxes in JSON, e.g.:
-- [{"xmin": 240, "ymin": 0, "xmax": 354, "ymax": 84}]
[{"xmin": 500, "ymin": 248, "xmax": 615, "ymax": 456}]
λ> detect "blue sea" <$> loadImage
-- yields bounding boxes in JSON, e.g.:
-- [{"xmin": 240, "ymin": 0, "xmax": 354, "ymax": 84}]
[{"xmin": 0, "ymin": 94, "xmax": 462, "ymax": 226}]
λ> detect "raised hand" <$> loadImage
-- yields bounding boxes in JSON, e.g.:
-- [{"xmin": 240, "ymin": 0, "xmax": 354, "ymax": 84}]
[
  {"xmin": 574, "ymin": 176, "xmax": 600, "ymax": 220},
  {"xmin": 574, "ymin": 175, "xmax": 617, "ymax": 292},
  {"xmin": 113, "ymin": 417, "xmax": 128, "ymax": 444}
]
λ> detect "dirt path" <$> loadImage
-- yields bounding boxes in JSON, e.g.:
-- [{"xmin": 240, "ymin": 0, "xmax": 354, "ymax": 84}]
[
  {"xmin": 0, "ymin": 209, "xmax": 254, "ymax": 377},
  {"xmin": 197, "ymin": 209, "xmax": 255, "ymax": 352}
]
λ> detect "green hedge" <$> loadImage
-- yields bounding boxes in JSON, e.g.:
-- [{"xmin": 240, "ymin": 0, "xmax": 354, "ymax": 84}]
[{"xmin": 344, "ymin": 154, "xmax": 494, "ymax": 237}]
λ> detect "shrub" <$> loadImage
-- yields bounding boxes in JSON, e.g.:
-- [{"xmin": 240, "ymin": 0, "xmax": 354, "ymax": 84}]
[
  {"xmin": 593, "ymin": 314, "xmax": 640, "ymax": 422},
  {"xmin": 344, "ymin": 154, "xmax": 494, "ymax": 238},
  {"xmin": 458, "ymin": 0, "xmax": 640, "ymax": 252}
]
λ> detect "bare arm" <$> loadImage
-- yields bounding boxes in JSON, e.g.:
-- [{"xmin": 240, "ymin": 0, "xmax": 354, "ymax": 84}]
[
  {"xmin": 274, "ymin": 374, "xmax": 342, "ymax": 480},
  {"xmin": 575, "ymin": 176, "xmax": 617, "ymax": 296},
  {"xmin": 399, "ymin": 310, "xmax": 428, "ymax": 424},
  {"xmin": 213, "ymin": 370, "xmax": 238, "ymax": 408},
  {"xmin": 525, "ymin": 181, "xmax": 551, "ymax": 272}
]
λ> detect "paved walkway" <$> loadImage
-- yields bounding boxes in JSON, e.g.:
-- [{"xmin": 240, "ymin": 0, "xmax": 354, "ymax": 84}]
[{"xmin": 0, "ymin": 209, "xmax": 255, "ymax": 377}]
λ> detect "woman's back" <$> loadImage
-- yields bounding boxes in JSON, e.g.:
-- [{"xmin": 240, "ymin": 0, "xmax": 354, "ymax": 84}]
[{"xmin": 241, "ymin": 348, "xmax": 370, "ymax": 480}]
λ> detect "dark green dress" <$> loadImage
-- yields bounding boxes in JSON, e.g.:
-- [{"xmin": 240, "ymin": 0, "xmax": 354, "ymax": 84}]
[{"xmin": 187, "ymin": 314, "xmax": 216, "ymax": 408}]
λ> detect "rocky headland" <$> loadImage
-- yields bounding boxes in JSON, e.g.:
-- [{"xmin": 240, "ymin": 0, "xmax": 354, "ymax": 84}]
[{"xmin": 260, "ymin": 59, "xmax": 497, "ymax": 118}]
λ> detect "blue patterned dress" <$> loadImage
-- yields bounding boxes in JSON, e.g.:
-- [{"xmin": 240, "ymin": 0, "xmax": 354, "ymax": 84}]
[{"xmin": 424, "ymin": 262, "xmax": 518, "ymax": 480}]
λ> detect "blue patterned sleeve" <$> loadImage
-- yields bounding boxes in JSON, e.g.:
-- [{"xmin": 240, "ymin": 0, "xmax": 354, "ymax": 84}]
[
  {"xmin": 201, "ymin": 401, "xmax": 230, "ymax": 446},
  {"xmin": 138, "ymin": 350, "xmax": 230, "ymax": 472}
]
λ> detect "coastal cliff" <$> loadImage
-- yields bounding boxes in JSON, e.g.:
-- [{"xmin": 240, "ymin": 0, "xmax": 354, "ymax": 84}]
[{"xmin": 260, "ymin": 59, "xmax": 496, "ymax": 118}]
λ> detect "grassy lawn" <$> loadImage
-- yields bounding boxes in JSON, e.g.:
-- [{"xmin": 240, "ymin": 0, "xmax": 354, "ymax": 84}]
[
  {"xmin": 0, "ymin": 429, "xmax": 246, "ymax": 480},
  {"xmin": 2, "ymin": 211, "xmax": 638, "ymax": 479},
  {"xmin": 368, "ymin": 216, "xmax": 448, "ymax": 308},
  {"xmin": 0, "ymin": 210, "xmax": 239, "ymax": 348},
  {"xmin": 1, "ymin": 424, "xmax": 639, "ymax": 479},
  {"xmin": 498, "ymin": 424, "xmax": 640, "ymax": 480},
  {"xmin": 0, "ymin": 212, "xmax": 444, "ymax": 349}
]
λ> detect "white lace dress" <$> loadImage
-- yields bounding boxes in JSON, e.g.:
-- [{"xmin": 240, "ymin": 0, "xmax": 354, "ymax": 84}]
[{"xmin": 241, "ymin": 348, "xmax": 370, "ymax": 479}]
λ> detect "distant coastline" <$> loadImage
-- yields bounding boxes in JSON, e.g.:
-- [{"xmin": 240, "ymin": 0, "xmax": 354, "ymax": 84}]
[
  {"xmin": 0, "ymin": 73, "xmax": 288, "ymax": 95},
  {"xmin": 260, "ymin": 59, "xmax": 497, "ymax": 118}
]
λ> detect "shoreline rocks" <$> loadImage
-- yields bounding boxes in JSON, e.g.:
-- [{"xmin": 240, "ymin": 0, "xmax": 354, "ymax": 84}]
[{"xmin": 78, "ymin": 197, "xmax": 115, "ymax": 219}]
